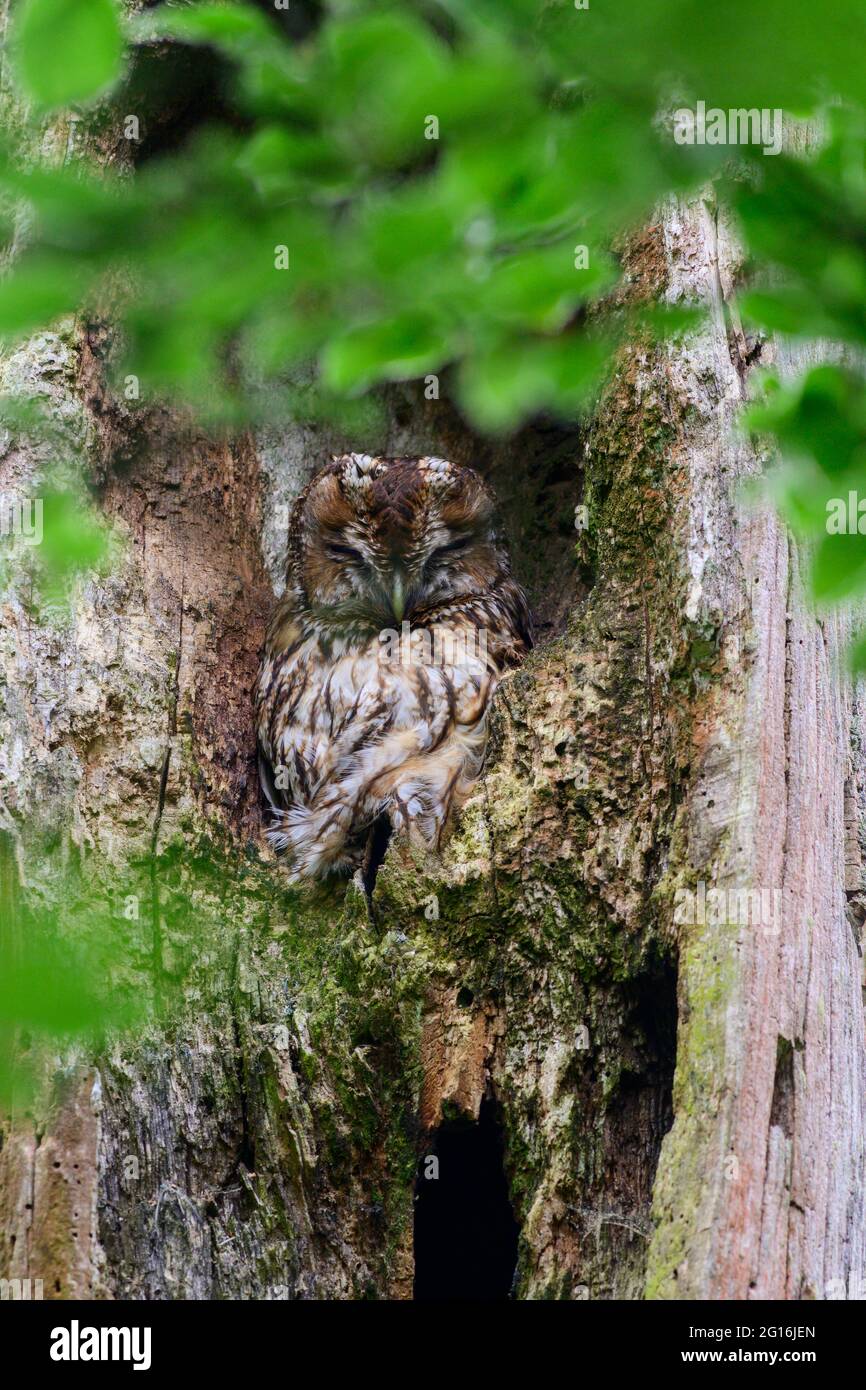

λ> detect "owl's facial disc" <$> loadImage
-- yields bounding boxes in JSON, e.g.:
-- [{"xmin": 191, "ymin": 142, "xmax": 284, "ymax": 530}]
[{"xmin": 295, "ymin": 454, "xmax": 509, "ymax": 632}]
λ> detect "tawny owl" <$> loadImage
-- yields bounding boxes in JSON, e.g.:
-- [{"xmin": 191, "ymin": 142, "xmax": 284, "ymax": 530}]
[{"xmin": 255, "ymin": 454, "xmax": 531, "ymax": 880}]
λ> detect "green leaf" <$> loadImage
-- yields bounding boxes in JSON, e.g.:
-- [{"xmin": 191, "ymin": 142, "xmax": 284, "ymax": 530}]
[
  {"xmin": 481, "ymin": 245, "xmax": 615, "ymax": 332},
  {"xmin": 743, "ymin": 366, "xmax": 866, "ymax": 477},
  {"xmin": 135, "ymin": 2, "xmax": 274, "ymax": 55},
  {"xmin": 236, "ymin": 127, "xmax": 350, "ymax": 199},
  {"xmin": 0, "ymin": 485, "xmax": 114, "ymax": 620},
  {"xmin": 812, "ymin": 531, "xmax": 866, "ymax": 603},
  {"xmin": 459, "ymin": 334, "xmax": 611, "ymax": 432},
  {"xmin": 360, "ymin": 192, "xmax": 458, "ymax": 278},
  {"xmin": 37, "ymin": 491, "xmax": 112, "ymax": 576},
  {"xmin": 848, "ymin": 627, "xmax": 866, "ymax": 674},
  {"xmin": 322, "ymin": 316, "xmax": 450, "ymax": 394},
  {"xmin": 0, "ymin": 880, "xmax": 146, "ymax": 1105},
  {"xmin": 0, "ymin": 257, "xmax": 90, "ymax": 336},
  {"xmin": 741, "ymin": 288, "xmax": 837, "ymax": 340},
  {"xmin": 758, "ymin": 461, "xmax": 840, "ymax": 533},
  {"xmin": 13, "ymin": 0, "xmax": 124, "ymax": 108},
  {"xmin": 319, "ymin": 14, "xmax": 450, "ymax": 164}
]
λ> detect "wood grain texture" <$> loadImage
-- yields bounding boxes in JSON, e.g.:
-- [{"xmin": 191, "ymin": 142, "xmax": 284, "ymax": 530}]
[{"xmin": 646, "ymin": 195, "xmax": 866, "ymax": 1300}]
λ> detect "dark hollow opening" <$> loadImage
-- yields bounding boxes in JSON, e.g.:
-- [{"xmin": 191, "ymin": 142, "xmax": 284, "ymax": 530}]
[
  {"xmin": 413, "ymin": 1097, "xmax": 519, "ymax": 1301},
  {"xmin": 380, "ymin": 379, "xmax": 590, "ymax": 644}
]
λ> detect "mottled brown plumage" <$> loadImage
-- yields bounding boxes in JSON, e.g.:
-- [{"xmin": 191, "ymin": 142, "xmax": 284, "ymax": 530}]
[{"xmin": 255, "ymin": 454, "xmax": 531, "ymax": 879}]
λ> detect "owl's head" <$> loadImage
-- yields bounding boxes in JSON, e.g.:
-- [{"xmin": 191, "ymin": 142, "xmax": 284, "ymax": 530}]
[{"xmin": 288, "ymin": 453, "xmax": 512, "ymax": 632}]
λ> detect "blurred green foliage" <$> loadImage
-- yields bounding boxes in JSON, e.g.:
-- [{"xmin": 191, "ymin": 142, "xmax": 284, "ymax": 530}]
[
  {"xmin": 6, "ymin": 0, "xmax": 866, "ymax": 1085},
  {"xmin": 0, "ymin": 829, "xmax": 146, "ymax": 1105},
  {"xmin": 1, "ymin": 0, "xmax": 731, "ymax": 430},
  {"xmin": 0, "ymin": 902, "xmax": 143, "ymax": 1106},
  {"xmin": 0, "ymin": 0, "xmax": 864, "ymax": 600},
  {"xmin": 0, "ymin": 823, "xmax": 265, "ymax": 1103},
  {"xmin": 11, "ymin": 0, "xmax": 124, "ymax": 109},
  {"xmin": 0, "ymin": 394, "xmax": 116, "ymax": 618},
  {"xmin": 0, "ymin": 0, "xmax": 862, "ymax": 441}
]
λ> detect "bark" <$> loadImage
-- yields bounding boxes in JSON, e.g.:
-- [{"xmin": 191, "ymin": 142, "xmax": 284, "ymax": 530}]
[{"xmin": 0, "ymin": 109, "xmax": 864, "ymax": 1301}]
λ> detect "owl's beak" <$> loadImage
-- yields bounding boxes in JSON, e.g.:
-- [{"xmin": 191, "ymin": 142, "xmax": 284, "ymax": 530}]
[{"xmin": 391, "ymin": 570, "xmax": 406, "ymax": 622}]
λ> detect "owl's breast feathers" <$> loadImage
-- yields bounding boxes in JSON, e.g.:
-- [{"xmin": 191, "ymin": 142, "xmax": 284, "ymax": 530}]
[{"xmin": 255, "ymin": 583, "xmax": 530, "ymax": 879}]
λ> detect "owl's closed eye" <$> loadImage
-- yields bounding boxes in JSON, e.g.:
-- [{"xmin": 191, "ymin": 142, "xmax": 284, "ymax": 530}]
[{"xmin": 255, "ymin": 453, "xmax": 531, "ymax": 880}]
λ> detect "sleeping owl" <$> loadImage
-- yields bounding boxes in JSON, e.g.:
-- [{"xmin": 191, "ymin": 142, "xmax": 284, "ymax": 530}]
[{"xmin": 255, "ymin": 454, "xmax": 531, "ymax": 880}]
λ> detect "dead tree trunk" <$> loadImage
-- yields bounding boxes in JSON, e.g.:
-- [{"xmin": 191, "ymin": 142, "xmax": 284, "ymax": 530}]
[{"xmin": 0, "ymin": 126, "xmax": 863, "ymax": 1298}]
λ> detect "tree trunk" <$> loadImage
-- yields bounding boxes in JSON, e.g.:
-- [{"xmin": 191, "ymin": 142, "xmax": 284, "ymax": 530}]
[{"xmin": 0, "ymin": 125, "xmax": 864, "ymax": 1299}]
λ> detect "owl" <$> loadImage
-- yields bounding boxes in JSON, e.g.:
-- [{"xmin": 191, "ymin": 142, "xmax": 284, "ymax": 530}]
[{"xmin": 255, "ymin": 453, "xmax": 532, "ymax": 880}]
